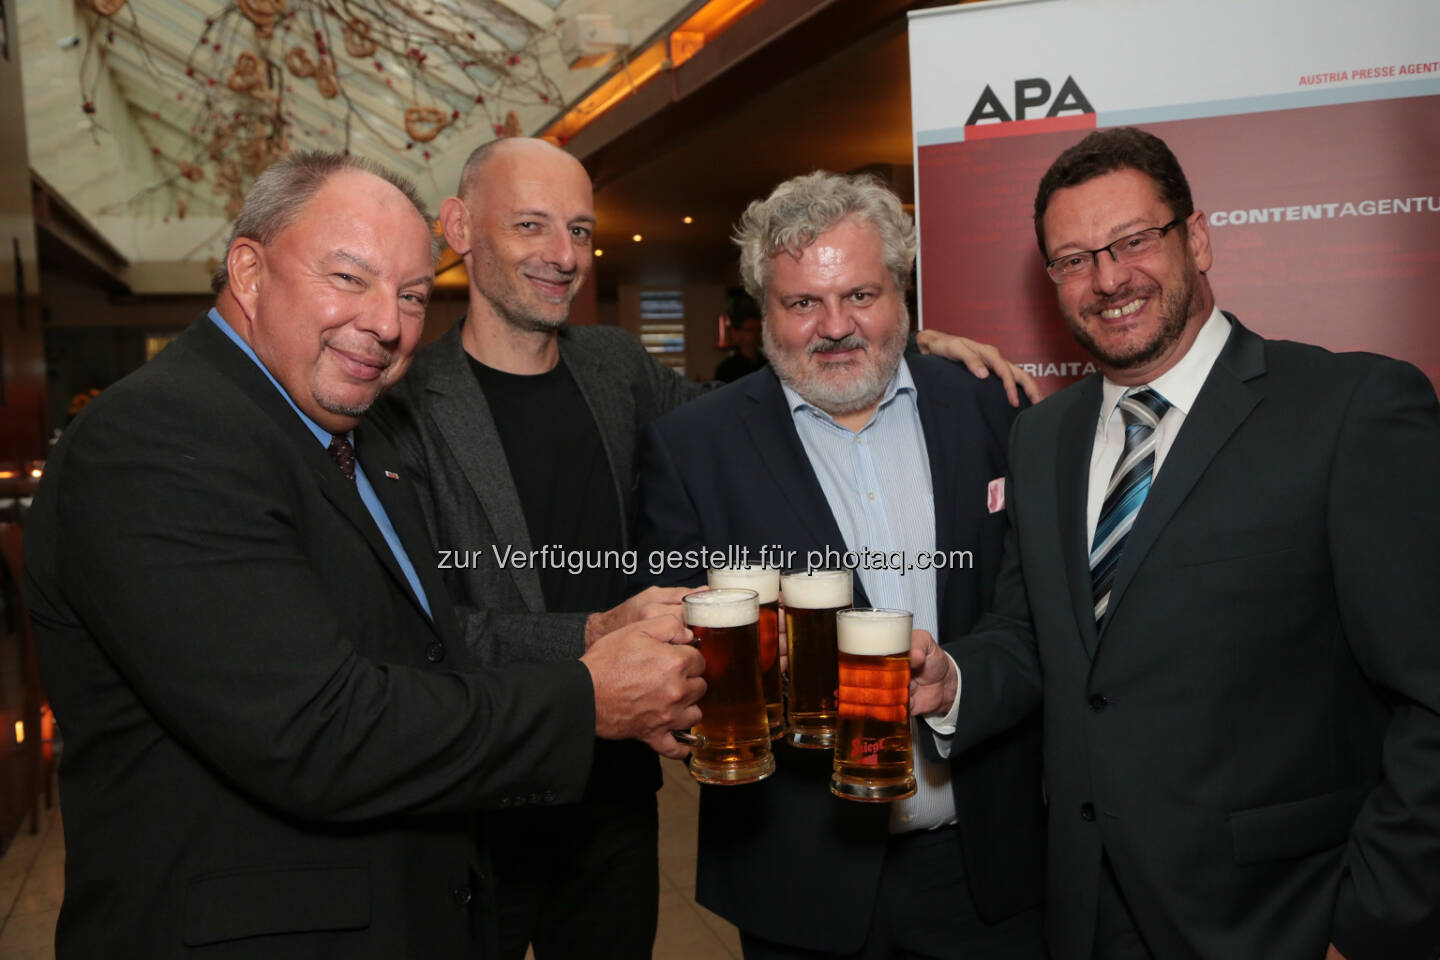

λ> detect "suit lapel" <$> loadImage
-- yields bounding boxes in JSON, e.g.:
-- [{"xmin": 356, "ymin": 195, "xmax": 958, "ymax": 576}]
[
  {"xmin": 741, "ymin": 371, "xmax": 852, "ymax": 559},
  {"xmin": 1098, "ymin": 319, "xmax": 1265, "ymax": 641},
  {"xmin": 560, "ymin": 333, "xmax": 633, "ymax": 543},
  {"xmin": 912, "ymin": 361, "xmax": 956, "ymax": 606},
  {"xmin": 423, "ymin": 326, "xmax": 546, "ymax": 612},
  {"xmin": 1057, "ymin": 377, "xmax": 1104, "ymax": 659},
  {"xmin": 186, "ymin": 319, "xmax": 441, "ymax": 626},
  {"xmin": 356, "ymin": 437, "xmax": 456, "ymax": 638}
]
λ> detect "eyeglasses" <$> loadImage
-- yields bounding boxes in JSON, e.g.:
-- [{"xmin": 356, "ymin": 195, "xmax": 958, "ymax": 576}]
[{"xmin": 1044, "ymin": 217, "xmax": 1185, "ymax": 283}]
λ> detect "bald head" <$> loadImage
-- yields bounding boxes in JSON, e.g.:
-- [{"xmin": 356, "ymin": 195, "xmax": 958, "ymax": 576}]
[{"xmin": 458, "ymin": 137, "xmax": 588, "ymax": 203}]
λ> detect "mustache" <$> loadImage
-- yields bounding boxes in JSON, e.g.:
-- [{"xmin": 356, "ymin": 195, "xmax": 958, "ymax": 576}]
[
  {"xmin": 808, "ymin": 335, "xmax": 867, "ymax": 356},
  {"xmin": 1086, "ymin": 282, "xmax": 1157, "ymax": 315}
]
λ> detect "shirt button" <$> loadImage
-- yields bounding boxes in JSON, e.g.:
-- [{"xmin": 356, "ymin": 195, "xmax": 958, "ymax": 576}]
[
  {"xmin": 1080, "ymin": 802, "xmax": 1096, "ymax": 822},
  {"xmin": 425, "ymin": 641, "xmax": 445, "ymax": 663},
  {"xmin": 867, "ymin": 492, "xmax": 876, "ymax": 501},
  {"xmin": 452, "ymin": 885, "xmax": 473, "ymax": 907}
]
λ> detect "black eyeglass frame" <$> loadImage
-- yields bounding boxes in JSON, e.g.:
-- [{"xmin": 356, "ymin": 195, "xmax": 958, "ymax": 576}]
[{"xmin": 1044, "ymin": 217, "xmax": 1186, "ymax": 283}]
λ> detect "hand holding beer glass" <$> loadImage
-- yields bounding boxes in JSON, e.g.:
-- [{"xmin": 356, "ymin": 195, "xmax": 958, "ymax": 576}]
[
  {"xmin": 780, "ymin": 569, "xmax": 852, "ymax": 749},
  {"xmin": 832, "ymin": 609, "xmax": 917, "ymax": 802},
  {"xmin": 708, "ymin": 566, "xmax": 784, "ymax": 740},
  {"xmin": 676, "ymin": 588, "xmax": 776, "ymax": 785}
]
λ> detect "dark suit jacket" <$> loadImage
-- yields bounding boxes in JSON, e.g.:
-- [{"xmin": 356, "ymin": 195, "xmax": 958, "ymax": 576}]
[
  {"xmin": 22, "ymin": 318, "xmax": 597, "ymax": 958},
  {"xmin": 633, "ymin": 357, "xmax": 1045, "ymax": 952},
  {"xmin": 948, "ymin": 319, "xmax": 1440, "ymax": 960}
]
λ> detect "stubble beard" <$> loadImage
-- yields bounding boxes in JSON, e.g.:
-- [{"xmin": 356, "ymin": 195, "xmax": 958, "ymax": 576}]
[
  {"xmin": 1067, "ymin": 273, "xmax": 1196, "ymax": 372},
  {"xmin": 764, "ymin": 311, "xmax": 910, "ymax": 416}
]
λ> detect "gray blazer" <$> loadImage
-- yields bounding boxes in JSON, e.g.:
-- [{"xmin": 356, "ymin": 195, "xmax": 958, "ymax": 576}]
[{"xmin": 365, "ymin": 321, "xmax": 705, "ymax": 666}]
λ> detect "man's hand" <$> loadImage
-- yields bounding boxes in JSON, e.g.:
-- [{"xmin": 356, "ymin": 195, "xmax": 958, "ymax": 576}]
[
  {"xmin": 915, "ymin": 330, "xmax": 1041, "ymax": 406},
  {"xmin": 908, "ymin": 628, "xmax": 958, "ymax": 717},
  {"xmin": 584, "ymin": 585, "xmax": 692, "ymax": 649},
  {"xmin": 1324, "ymin": 945, "xmax": 1347, "ymax": 960},
  {"xmin": 581, "ymin": 613, "xmax": 706, "ymax": 760}
]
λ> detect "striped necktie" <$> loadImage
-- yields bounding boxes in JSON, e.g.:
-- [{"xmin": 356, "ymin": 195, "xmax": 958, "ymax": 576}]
[{"xmin": 1090, "ymin": 387, "xmax": 1170, "ymax": 624}]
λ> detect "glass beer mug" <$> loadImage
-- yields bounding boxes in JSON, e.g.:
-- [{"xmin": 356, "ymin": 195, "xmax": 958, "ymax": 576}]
[
  {"xmin": 676, "ymin": 588, "xmax": 775, "ymax": 785},
  {"xmin": 830, "ymin": 608, "xmax": 916, "ymax": 802},
  {"xmin": 707, "ymin": 565, "xmax": 784, "ymax": 740},
  {"xmin": 779, "ymin": 569, "xmax": 852, "ymax": 749}
]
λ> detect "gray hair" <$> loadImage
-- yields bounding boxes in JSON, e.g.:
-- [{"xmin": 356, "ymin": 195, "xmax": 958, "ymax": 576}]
[
  {"xmin": 734, "ymin": 171, "xmax": 916, "ymax": 306},
  {"xmin": 211, "ymin": 151, "xmax": 437, "ymax": 294}
]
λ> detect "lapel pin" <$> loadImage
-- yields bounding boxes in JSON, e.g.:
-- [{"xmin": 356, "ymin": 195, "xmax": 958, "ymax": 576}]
[{"xmin": 384, "ymin": 470, "xmax": 400, "ymax": 480}]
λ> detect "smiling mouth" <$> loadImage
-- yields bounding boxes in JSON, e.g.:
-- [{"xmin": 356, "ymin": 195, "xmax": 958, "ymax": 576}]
[
  {"xmin": 526, "ymin": 275, "xmax": 573, "ymax": 298},
  {"xmin": 329, "ymin": 346, "xmax": 389, "ymax": 380},
  {"xmin": 1099, "ymin": 297, "xmax": 1147, "ymax": 321}
]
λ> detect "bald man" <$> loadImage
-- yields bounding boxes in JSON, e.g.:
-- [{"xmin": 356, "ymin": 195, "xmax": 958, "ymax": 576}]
[{"xmin": 367, "ymin": 138, "xmax": 702, "ymax": 959}]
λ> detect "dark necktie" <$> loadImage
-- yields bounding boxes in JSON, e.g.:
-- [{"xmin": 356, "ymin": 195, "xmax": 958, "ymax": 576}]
[
  {"xmin": 327, "ymin": 433, "xmax": 356, "ymax": 482},
  {"xmin": 1090, "ymin": 387, "xmax": 1171, "ymax": 624}
]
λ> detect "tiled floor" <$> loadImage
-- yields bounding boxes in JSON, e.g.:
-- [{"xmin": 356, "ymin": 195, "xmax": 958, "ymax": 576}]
[
  {"xmin": 0, "ymin": 802, "xmax": 62, "ymax": 960},
  {"xmin": 0, "ymin": 763, "xmax": 736, "ymax": 959}
]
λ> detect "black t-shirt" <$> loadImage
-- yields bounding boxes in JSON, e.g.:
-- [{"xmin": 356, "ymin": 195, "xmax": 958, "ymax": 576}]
[
  {"xmin": 469, "ymin": 355, "xmax": 656, "ymax": 798},
  {"xmin": 467, "ymin": 355, "xmax": 626, "ymax": 615}
]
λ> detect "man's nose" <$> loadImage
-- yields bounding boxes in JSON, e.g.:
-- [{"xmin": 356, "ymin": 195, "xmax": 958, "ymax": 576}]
[{"xmin": 1091, "ymin": 250, "xmax": 1131, "ymax": 295}]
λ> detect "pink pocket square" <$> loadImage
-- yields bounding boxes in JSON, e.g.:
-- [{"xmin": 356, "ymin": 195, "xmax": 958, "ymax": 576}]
[{"xmin": 987, "ymin": 477, "xmax": 1006, "ymax": 514}]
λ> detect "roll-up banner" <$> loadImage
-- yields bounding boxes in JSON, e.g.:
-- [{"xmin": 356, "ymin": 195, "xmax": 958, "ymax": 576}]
[{"xmin": 909, "ymin": 0, "xmax": 1440, "ymax": 396}]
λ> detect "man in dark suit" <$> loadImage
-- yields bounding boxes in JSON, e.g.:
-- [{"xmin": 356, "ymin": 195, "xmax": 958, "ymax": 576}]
[
  {"xmin": 913, "ymin": 127, "xmax": 1440, "ymax": 960},
  {"xmin": 632, "ymin": 171, "xmax": 1046, "ymax": 958},
  {"xmin": 22, "ymin": 152, "xmax": 704, "ymax": 958}
]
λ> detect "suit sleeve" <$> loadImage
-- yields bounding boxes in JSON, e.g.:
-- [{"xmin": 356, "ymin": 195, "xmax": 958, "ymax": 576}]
[
  {"xmin": 941, "ymin": 416, "xmax": 1045, "ymax": 753},
  {"xmin": 1326, "ymin": 359, "xmax": 1440, "ymax": 959},
  {"xmin": 622, "ymin": 331, "xmax": 710, "ymax": 423},
  {"xmin": 52, "ymin": 396, "xmax": 594, "ymax": 823},
  {"xmin": 630, "ymin": 420, "xmax": 709, "ymax": 591}
]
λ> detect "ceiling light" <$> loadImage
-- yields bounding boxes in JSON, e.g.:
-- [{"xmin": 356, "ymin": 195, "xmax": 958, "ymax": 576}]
[
  {"xmin": 595, "ymin": 249, "xmax": 604, "ymax": 257},
  {"xmin": 632, "ymin": 233, "xmax": 643, "ymax": 242},
  {"xmin": 682, "ymin": 216, "xmax": 693, "ymax": 224}
]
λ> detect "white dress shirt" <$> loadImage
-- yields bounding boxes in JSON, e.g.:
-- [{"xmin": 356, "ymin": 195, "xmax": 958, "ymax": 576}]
[{"xmin": 928, "ymin": 307, "xmax": 1232, "ymax": 735}]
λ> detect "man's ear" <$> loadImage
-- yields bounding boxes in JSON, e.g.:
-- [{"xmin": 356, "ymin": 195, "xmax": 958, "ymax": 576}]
[
  {"xmin": 227, "ymin": 239, "xmax": 264, "ymax": 318},
  {"xmin": 1187, "ymin": 210, "xmax": 1214, "ymax": 274},
  {"xmin": 439, "ymin": 196, "xmax": 472, "ymax": 257}
]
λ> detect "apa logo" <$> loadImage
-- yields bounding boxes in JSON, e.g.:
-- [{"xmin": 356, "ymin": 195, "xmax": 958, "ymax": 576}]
[{"xmin": 965, "ymin": 76, "xmax": 1094, "ymax": 126}]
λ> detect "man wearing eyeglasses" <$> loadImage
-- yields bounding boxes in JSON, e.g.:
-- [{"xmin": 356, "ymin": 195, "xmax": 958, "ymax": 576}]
[{"xmin": 913, "ymin": 127, "xmax": 1440, "ymax": 960}]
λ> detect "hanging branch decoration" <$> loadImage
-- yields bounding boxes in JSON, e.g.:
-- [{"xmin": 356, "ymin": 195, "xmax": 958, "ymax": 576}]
[{"xmin": 74, "ymin": 0, "xmax": 584, "ymax": 271}]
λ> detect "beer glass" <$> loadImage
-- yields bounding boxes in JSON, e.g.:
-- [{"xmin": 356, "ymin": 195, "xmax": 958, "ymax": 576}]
[
  {"xmin": 779, "ymin": 569, "xmax": 852, "ymax": 749},
  {"xmin": 676, "ymin": 588, "xmax": 775, "ymax": 785},
  {"xmin": 831, "ymin": 609, "xmax": 916, "ymax": 801},
  {"xmin": 708, "ymin": 565, "xmax": 784, "ymax": 740}
]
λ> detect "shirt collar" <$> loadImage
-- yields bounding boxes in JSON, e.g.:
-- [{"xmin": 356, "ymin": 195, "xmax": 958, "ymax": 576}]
[
  {"xmin": 208, "ymin": 308, "xmax": 340, "ymax": 448},
  {"xmin": 1097, "ymin": 306, "xmax": 1231, "ymax": 432},
  {"xmin": 781, "ymin": 356, "xmax": 916, "ymax": 428}
]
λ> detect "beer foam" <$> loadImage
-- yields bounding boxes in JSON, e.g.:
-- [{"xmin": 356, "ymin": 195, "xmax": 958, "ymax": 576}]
[
  {"xmin": 684, "ymin": 589, "xmax": 759, "ymax": 628},
  {"xmin": 780, "ymin": 569, "xmax": 852, "ymax": 609},
  {"xmin": 836, "ymin": 610, "xmax": 911, "ymax": 655},
  {"xmin": 708, "ymin": 566, "xmax": 780, "ymax": 604}
]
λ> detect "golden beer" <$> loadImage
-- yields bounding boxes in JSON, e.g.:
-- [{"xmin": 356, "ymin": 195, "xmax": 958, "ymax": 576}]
[
  {"xmin": 832, "ymin": 609, "xmax": 915, "ymax": 801},
  {"xmin": 708, "ymin": 566, "xmax": 784, "ymax": 740},
  {"xmin": 780, "ymin": 569, "xmax": 852, "ymax": 749},
  {"xmin": 678, "ymin": 588, "xmax": 775, "ymax": 785}
]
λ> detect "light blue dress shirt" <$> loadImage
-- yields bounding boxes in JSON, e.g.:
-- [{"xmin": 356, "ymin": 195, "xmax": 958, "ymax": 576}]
[
  {"xmin": 207, "ymin": 309, "xmax": 431, "ymax": 618},
  {"xmin": 782, "ymin": 358, "xmax": 955, "ymax": 831}
]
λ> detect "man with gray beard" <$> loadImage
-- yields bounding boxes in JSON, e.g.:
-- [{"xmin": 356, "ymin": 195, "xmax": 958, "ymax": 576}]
[{"xmin": 631, "ymin": 171, "xmax": 1046, "ymax": 958}]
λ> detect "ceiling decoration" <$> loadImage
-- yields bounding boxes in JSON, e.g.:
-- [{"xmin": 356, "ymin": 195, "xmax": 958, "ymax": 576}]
[{"xmin": 73, "ymin": 0, "xmax": 572, "ymax": 240}]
